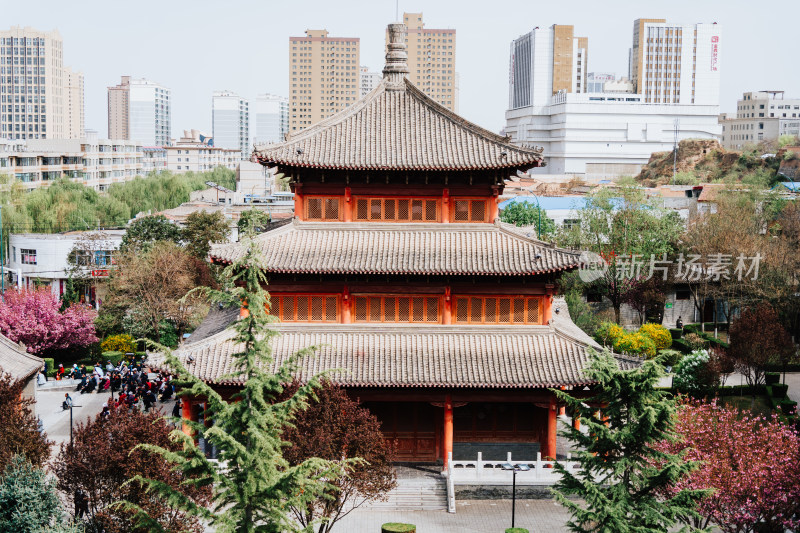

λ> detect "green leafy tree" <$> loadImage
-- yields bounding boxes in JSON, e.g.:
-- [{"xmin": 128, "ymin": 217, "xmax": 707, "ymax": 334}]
[
  {"xmin": 182, "ymin": 210, "xmax": 230, "ymax": 259},
  {"xmin": 238, "ymin": 209, "xmax": 272, "ymax": 236},
  {"xmin": 60, "ymin": 276, "xmax": 80, "ymax": 311},
  {"xmin": 120, "ymin": 215, "xmax": 182, "ymax": 253},
  {"xmin": 500, "ymin": 201, "xmax": 556, "ymax": 237},
  {"xmin": 123, "ymin": 239, "xmax": 350, "ymax": 533},
  {"xmin": 0, "ymin": 455, "xmax": 61, "ymax": 532},
  {"xmin": 557, "ymin": 184, "xmax": 684, "ymax": 324},
  {"xmin": 552, "ymin": 351, "xmax": 708, "ymax": 532}
]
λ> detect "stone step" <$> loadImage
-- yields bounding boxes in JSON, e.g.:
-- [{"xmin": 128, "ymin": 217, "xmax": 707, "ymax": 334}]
[{"xmin": 363, "ymin": 478, "xmax": 447, "ymax": 511}]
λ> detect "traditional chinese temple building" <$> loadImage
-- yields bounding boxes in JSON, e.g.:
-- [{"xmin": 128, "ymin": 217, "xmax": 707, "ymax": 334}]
[{"xmin": 172, "ymin": 23, "xmax": 629, "ymax": 466}]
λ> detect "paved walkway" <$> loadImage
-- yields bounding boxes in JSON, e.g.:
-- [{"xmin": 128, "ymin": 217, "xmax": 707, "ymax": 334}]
[{"xmin": 336, "ymin": 499, "xmax": 575, "ymax": 532}]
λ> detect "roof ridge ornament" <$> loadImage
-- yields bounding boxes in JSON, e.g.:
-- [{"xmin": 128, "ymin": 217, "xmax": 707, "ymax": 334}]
[{"xmin": 383, "ymin": 23, "xmax": 409, "ymax": 90}]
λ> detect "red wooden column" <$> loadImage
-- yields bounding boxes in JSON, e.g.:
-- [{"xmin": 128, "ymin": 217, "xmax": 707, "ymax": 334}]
[
  {"xmin": 341, "ymin": 287, "xmax": 352, "ymax": 324},
  {"xmin": 294, "ymin": 184, "xmax": 304, "ymax": 220},
  {"xmin": 441, "ymin": 188, "xmax": 450, "ymax": 223},
  {"xmin": 542, "ymin": 394, "xmax": 558, "ymax": 460},
  {"xmin": 541, "ymin": 295, "xmax": 553, "ymax": 324},
  {"xmin": 442, "ymin": 287, "xmax": 452, "ymax": 324},
  {"xmin": 343, "ymin": 187, "xmax": 353, "ymax": 222},
  {"xmin": 443, "ymin": 394, "xmax": 453, "ymax": 470},
  {"xmin": 488, "ymin": 189, "xmax": 500, "ymax": 221},
  {"xmin": 181, "ymin": 398, "xmax": 195, "ymax": 437}
]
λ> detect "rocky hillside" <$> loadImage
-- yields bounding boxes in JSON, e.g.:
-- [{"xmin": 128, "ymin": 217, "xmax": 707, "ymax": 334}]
[{"xmin": 636, "ymin": 139, "xmax": 779, "ymax": 186}]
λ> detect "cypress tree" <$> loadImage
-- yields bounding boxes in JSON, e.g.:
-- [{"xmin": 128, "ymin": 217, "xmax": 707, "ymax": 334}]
[
  {"xmin": 123, "ymin": 236, "xmax": 350, "ymax": 533},
  {"xmin": 551, "ymin": 351, "xmax": 708, "ymax": 533}
]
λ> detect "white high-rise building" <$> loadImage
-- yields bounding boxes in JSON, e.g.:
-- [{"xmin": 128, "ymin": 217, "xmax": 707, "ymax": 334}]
[
  {"xmin": 720, "ymin": 91, "xmax": 800, "ymax": 150},
  {"xmin": 360, "ymin": 66, "xmax": 381, "ymax": 97},
  {"xmin": 629, "ymin": 19, "xmax": 721, "ymax": 106},
  {"xmin": 107, "ymin": 76, "xmax": 171, "ymax": 146},
  {"xmin": 505, "ymin": 19, "xmax": 722, "ymax": 178},
  {"xmin": 212, "ymin": 90, "xmax": 250, "ymax": 159},
  {"xmin": 254, "ymin": 94, "xmax": 288, "ymax": 145},
  {"xmin": 0, "ymin": 27, "xmax": 84, "ymax": 140}
]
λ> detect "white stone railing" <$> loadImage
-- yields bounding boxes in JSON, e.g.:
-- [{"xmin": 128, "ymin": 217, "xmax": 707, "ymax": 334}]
[{"xmin": 448, "ymin": 451, "xmax": 578, "ymax": 485}]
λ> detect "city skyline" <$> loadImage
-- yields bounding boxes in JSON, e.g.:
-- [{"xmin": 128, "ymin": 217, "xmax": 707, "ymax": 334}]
[{"xmin": 3, "ymin": 0, "xmax": 798, "ymax": 139}]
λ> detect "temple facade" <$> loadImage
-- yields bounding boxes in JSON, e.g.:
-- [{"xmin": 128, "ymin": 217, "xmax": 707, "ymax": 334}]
[{"xmin": 172, "ymin": 23, "xmax": 630, "ymax": 467}]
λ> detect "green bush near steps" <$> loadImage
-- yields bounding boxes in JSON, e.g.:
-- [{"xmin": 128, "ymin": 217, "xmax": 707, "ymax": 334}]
[
  {"xmin": 506, "ymin": 529, "xmax": 530, "ymax": 533},
  {"xmin": 381, "ymin": 524, "xmax": 416, "ymax": 533}
]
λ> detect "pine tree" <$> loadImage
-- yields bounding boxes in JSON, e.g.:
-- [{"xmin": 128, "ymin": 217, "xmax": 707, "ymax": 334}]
[
  {"xmin": 551, "ymin": 351, "xmax": 708, "ymax": 533},
  {"xmin": 123, "ymin": 237, "xmax": 350, "ymax": 533},
  {"xmin": 0, "ymin": 455, "xmax": 61, "ymax": 532}
]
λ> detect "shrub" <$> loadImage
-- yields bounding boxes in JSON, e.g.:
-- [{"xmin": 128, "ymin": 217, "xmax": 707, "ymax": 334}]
[
  {"xmin": 683, "ymin": 333, "xmax": 707, "ymax": 351},
  {"xmin": 42, "ymin": 357, "xmax": 54, "ymax": 374},
  {"xmin": 100, "ymin": 351, "xmax": 125, "ymax": 366},
  {"xmin": 669, "ymin": 328, "xmax": 682, "ymax": 340},
  {"xmin": 639, "ymin": 323, "xmax": 672, "ymax": 351},
  {"xmin": 614, "ymin": 332, "xmax": 657, "ymax": 359},
  {"xmin": 765, "ymin": 372, "xmax": 781, "ymax": 385},
  {"xmin": 100, "ymin": 333, "xmax": 136, "ymax": 353},
  {"xmin": 671, "ymin": 338, "xmax": 692, "ymax": 354},
  {"xmin": 780, "ymin": 400, "xmax": 797, "ymax": 416},
  {"xmin": 673, "ymin": 349, "xmax": 716, "ymax": 396},
  {"xmin": 382, "ymin": 524, "xmax": 416, "ymax": 533},
  {"xmin": 595, "ymin": 321, "xmax": 624, "ymax": 347},
  {"xmin": 659, "ymin": 349, "xmax": 683, "ymax": 368},
  {"xmin": 771, "ymin": 383, "xmax": 789, "ymax": 398}
]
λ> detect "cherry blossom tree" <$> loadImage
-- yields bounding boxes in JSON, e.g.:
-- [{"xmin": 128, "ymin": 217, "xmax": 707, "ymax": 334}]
[
  {"xmin": 0, "ymin": 288, "xmax": 97, "ymax": 355},
  {"xmin": 656, "ymin": 399, "xmax": 800, "ymax": 532}
]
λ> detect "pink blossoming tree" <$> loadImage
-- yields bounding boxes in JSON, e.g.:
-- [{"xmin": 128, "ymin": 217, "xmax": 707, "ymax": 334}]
[
  {"xmin": 656, "ymin": 399, "xmax": 800, "ymax": 532},
  {"xmin": 0, "ymin": 288, "xmax": 98, "ymax": 354}
]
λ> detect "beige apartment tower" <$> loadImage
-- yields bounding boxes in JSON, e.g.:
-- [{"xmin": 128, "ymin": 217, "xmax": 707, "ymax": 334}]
[
  {"xmin": 289, "ymin": 30, "xmax": 360, "ymax": 133},
  {"xmin": 395, "ymin": 13, "xmax": 457, "ymax": 112},
  {"xmin": 0, "ymin": 26, "xmax": 84, "ymax": 140}
]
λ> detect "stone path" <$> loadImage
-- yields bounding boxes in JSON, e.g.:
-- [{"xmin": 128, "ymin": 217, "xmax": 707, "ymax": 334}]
[{"xmin": 336, "ymin": 498, "xmax": 575, "ymax": 532}]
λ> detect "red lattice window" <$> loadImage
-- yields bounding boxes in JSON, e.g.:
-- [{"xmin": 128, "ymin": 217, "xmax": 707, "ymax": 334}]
[
  {"xmin": 305, "ymin": 196, "xmax": 341, "ymax": 221},
  {"xmin": 268, "ymin": 294, "xmax": 339, "ymax": 322},
  {"xmin": 354, "ymin": 197, "xmax": 439, "ymax": 222},
  {"xmin": 353, "ymin": 295, "xmax": 440, "ymax": 323},
  {"xmin": 452, "ymin": 199, "xmax": 489, "ymax": 222},
  {"xmin": 454, "ymin": 296, "xmax": 541, "ymax": 324}
]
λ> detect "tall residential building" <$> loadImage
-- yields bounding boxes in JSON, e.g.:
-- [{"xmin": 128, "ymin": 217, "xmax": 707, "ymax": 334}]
[
  {"xmin": 508, "ymin": 25, "xmax": 589, "ymax": 110},
  {"xmin": 107, "ymin": 76, "xmax": 171, "ymax": 146},
  {"xmin": 254, "ymin": 93, "xmax": 288, "ymax": 144},
  {"xmin": 165, "ymin": 130, "xmax": 239, "ymax": 174},
  {"xmin": 212, "ymin": 90, "xmax": 250, "ymax": 159},
  {"xmin": 720, "ymin": 91, "xmax": 800, "ymax": 150},
  {"xmin": 289, "ymin": 29, "xmax": 360, "ymax": 132},
  {"xmin": 396, "ymin": 12, "xmax": 457, "ymax": 111},
  {"xmin": 360, "ymin": 66, "xmax": 381, "ymax": 97},
  {"xmin": 64, "ymin": 67, "xmax": 84, "ymax": 139},
  {"xmin": 0, "ymin": 26, "xmax": 85, "ymax": 140},
  {"xmin": 505, "ymin": 19, "xmax": 721, "ymax": 178},
  {"xmin": 629, "ymin": 18, "xmax": 721, "ymax": 105}
]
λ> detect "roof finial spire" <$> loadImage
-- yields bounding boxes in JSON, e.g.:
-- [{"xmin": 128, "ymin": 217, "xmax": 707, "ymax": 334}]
[{"xmin": 383, "ymin": 23, "xmax": 409, "ymax": 90}]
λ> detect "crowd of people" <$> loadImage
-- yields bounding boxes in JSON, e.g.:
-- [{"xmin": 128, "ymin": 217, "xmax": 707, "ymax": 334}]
[{"xmin": 57, "ymin": 359, "xmax": 177, "ymax": 415}]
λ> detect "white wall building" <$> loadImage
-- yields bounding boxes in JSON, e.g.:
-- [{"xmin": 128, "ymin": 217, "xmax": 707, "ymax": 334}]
[
  {"xmin": 506, "ymin": 19, "xmax": 722, "ymax": 178},
  {"xmin": 720, "ymin": 91, "xmax": 800, "ymax": 150},
  {"xmin": 360, "ymin": 66, "xmax": 382, "ymax": 97},
  {"xmin": 108, "ymin": 76, "xmax": 171, "ymax": 146},
  {"xmin": 0, "ymin": 134, "xmax": 146, "ymax": 191},
  {"xmin": 212, "ymin": 90, "xmax": 250, "ymax": 159},
  {"xmin": 165, "ymin": 129, "xmax": 239, "ymax": 174},
  {"xmin": 6, "ymin": 230, "xmax": 125, "ymax": 306},
  {"xmin": 254, "ymin": 94, "xmax": 288, "ymax": 145}
]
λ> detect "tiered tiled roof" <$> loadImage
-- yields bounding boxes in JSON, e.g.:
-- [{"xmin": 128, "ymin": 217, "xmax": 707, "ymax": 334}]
[
  {"xmin": 0, "ymin": 334, "xmax": 43, "ymax": 382},
  {"xmin": 210, "ymin": 220, "xmax": 580, "ymax": 276},
  {"xmin": 162, "ymin": 300, "xmax": 634, "ymax": 389},
  {"xmin": 253, "ymin": 33, "xmax": 542, "ymax": 172}
]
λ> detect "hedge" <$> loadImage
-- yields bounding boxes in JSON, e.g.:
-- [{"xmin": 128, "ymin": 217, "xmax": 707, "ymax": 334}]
[
  {"xmin": 669, "ymin": 328, "xmax": 683, "ymax": 340},
  {"xmin": 771, "ymin": 383, "xmax": 789, "ymax": 398},
  {"xmin": 716, "ymin": 385, "xmax": 768, "ymax": 396},
  {"xmin": 764, "ymin": 363, "xmax": 800, "ymax": 372},
  {"xmin": 506, "ymin": 529, "xmax": 530, "ymax": 533},
  {"xmin": 765, "ymin": 372, "xmax": 781, "ymax": 385},
  {"xmin": 671, "ymin": 339, "xmax": 693, "ymax": 354},
  {"xmin": 780, "ymin": 400, "xmax": 797, "ymax": 416},
  {"xmin": 381, "ymin": 524, "xmax": 416, "ymax": 533}
]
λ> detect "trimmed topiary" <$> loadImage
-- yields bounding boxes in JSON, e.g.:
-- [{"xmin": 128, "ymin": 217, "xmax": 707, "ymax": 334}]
[
  {"xmin": 505, "ymin": 529, "xmax": 529, "ymax": 533},
  {"xmin": 381, "ymin": 523, "xmax": 416, "ymax": 533},
  {"xmin": 765, "ymin": 372, "xmax": 781, "ymax": 386}
]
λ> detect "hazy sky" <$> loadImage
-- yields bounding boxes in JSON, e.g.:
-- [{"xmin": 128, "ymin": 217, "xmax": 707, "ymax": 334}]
[{"xmin": 4, "ymin": 0, "xmax": 798, "ymax": 138}]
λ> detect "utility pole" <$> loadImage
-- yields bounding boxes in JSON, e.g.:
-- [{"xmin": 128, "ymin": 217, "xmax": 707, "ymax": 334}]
[
  {"xmin": 0, "ymin": 204, "xmax": 4, "ymax": 300},
  {"xmin": 672, "ymin": 118, "xmax": 680, "ymax": 184}
]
